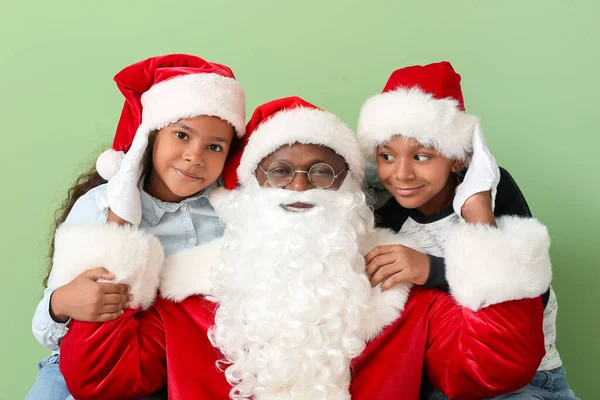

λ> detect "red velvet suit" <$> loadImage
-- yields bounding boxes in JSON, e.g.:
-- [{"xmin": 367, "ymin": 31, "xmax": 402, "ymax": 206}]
[{"xmin": 60, "ymin": 287, "xmax": 544, "ymax": 400}]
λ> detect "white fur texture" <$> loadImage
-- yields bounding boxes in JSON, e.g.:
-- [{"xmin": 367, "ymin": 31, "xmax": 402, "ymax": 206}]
[
  {"xmin": 51, "ymin": 223, "xmax": 165, "ymax": 310},
  {"xmin": 159, "ymin": 194, "xmax": 416, "ymax": 339},
  {"xmin": 445, "ymin": 216, "xmax": 552, "ymax": 311},
  {"xmin": 360, "ymin": 283, "xmax": 412, "ymax": 342},
  {"xmin": 209, "ymin": 179, "xmax": 394, "ymax": 400},
  {"xmin": 208, "ymin": 187, "xmax": 240, "ymax": 226},
  {"xmin": 141, "ymin": 72, "xmax": 246, "ymax": 137},
  {"xmin": 154, "ymin": 181, "xmax": 413, "ymax": 398},
  {"xmin": 357, "ymin": 87, "xmax": 479, "ymax": 163},
  {"xmin": 237, "ymin": 107, "xmax": 365, "ymax": 187},
  {"xmin": 95, "ymin": 148, "xmax": 125, "ymax": 180},
  {"xmin": 159, "ymin": 237, "xmax": 225, "ymax": 302}
]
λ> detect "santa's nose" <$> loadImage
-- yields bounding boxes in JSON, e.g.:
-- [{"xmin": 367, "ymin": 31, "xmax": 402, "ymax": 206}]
[{"xmin": 286, "ymin": 172, "xmax": 312, "ymax": 191}]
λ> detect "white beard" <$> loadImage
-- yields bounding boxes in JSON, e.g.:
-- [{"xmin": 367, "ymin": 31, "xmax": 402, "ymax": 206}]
[{"xmin": 209, "ymin": 178, "xmax": 378, "ymax": 400}]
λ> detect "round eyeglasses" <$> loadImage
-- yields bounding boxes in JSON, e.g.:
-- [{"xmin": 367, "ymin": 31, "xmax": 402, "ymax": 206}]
[{"xmin": 259, "ymin": 160, "xmax": 347, "ymax": 189}]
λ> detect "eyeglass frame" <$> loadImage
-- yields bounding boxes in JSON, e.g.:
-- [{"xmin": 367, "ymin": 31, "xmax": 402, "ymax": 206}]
[{"xmin": 258, "ymin": 160, "xmax": 348, "ymax": 189}]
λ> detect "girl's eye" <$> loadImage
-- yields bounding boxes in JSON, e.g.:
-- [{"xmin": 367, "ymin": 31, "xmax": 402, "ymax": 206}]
[
  {"xmin": 209, "ymin": 144, "xmax": 223, "ymax": 152},
  {"xmin": 414, "ymin": 154, "xmax": 431, "ymax": 162},
  {"xmin": 379, "ymin": 153, "xmax": 395, "ymax": 162},
  {"xmin": 175, "ymin": 131, "xmax": 188, "ymax": 140}
]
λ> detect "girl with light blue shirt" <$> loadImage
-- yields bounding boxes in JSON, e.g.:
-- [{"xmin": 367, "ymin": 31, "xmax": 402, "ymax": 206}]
[{"xmin": 27, "ymin": 54, "xmax": 247, "ymax": 400}]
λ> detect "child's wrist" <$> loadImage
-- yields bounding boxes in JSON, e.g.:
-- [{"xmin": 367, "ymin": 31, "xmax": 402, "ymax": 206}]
[
  {"xmin": 49, "ymin": 287, "xmax": 70, "ymax": 323},
  {"xmin": 460, "ymin": 191, "xmax": 494, "ymax": 224},
  {"xmin": 462, "ymin": 209, "xmax": 497, "ymax": 226},
  {"xmin": 107, "ymin": 209, "xmax": 131, "ymax": 226}
]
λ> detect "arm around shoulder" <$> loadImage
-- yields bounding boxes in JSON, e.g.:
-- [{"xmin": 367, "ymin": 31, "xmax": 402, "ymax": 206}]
[{"xmin": 60, "ymin": 304, "xmax": 168, "ymax": 398}]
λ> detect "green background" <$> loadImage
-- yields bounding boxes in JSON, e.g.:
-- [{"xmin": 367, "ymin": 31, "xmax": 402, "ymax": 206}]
[{"xmin": 1, "ymin": 1, "xmax": 596, "ymax": 398}]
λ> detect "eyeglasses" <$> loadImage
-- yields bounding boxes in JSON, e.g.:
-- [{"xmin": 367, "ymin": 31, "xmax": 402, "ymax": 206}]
[{"xmin": 259, "ymin": 160, "xmax": 347, "ymax": 189}]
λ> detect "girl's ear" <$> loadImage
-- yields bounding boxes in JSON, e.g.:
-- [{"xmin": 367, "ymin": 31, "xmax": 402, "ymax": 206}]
[{"xmin": 451, "ymin": 159, "xmax": 465, "ymax": 173}]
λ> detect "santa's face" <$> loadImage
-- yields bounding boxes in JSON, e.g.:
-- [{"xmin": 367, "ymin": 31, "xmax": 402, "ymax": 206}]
[{"xmin": 254, "ymin": 143, "xmax": 349, "ymax": 212}]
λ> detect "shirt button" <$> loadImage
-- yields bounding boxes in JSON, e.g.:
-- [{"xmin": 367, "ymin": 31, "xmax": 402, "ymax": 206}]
[
  {"xmin": 180, "ymin": 205, "xmax": 187, "ymax": 212},
  {"xmin": 188, "ymin": 237, "xmax": 196, "ymax": 245}
]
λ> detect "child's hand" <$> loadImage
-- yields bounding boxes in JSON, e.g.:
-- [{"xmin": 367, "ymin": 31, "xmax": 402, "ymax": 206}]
[
  {"xmin": 461, "ymin": 190, "xmax": 497, "ymax": 227},
  {"xmin": 452, "ymin": 123, "xmax": 501, "ymax": 217},
  {"xmin": 50, "ymin": 267, "xmax": 132, "ymax": 323},
  {"xmin": 365, "ymin": 245, "xmax": 430, "ymax": 290}
]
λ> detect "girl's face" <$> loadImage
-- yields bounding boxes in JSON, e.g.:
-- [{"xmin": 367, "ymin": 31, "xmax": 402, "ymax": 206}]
[
  {"xmin": 377, "ymin": 135, "xmax": 463, "ymax": 215},
  {"xmin": 146, "ymin": 115, "xmax": 234, "ymax": 203}
]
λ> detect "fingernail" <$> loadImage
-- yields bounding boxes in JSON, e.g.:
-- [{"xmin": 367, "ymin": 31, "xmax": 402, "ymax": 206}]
[
  {"xmin": 128, "ymin": 295, "xmax": 133, "ymax": 301},
  {"xmin": 125, "ymin": 303, "xmax": 130, "ymax": 309}
]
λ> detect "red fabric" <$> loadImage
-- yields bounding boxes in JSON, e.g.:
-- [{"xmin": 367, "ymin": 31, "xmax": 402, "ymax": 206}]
[
  {"xmin": 382, "ymin": 61, "xmax": 466, "ymax": 111},
  {"xmin": 222, "ymin": 96, "xmax": 322, "ymax": 189},
  {"xmin": 222, "ymin": 145, "xmax": 243, "ymax": 190},
  {"xmin": 112, "ymin": 54, "xmax": 237, "ymax": 152},
  {"xmin": 60, "ymin": 288, "xmax": 545, "ymax": 400}
]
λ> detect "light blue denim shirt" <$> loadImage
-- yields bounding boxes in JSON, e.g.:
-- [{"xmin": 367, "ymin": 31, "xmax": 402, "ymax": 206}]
[{"xmin": 31, "ymin": 180, "xmax": 224, "ymax": 352}]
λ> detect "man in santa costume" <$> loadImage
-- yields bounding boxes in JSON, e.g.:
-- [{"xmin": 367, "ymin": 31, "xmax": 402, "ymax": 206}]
[{"xmin": 56, "ymin": 96, "xmax": 551, "ymax": 400}]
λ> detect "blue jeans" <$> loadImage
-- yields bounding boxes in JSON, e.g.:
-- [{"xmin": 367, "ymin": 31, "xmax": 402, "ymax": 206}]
[
  {"xmin": 425, "ymin": 367, "xmax": 580, "ymax": 400},
  {"xmin": 27, "ymin": 354, "xmax": 168, "ymax": 400},
  {"xmin": 25, "ymin": 354, "xmax": 71, "ymax": 400}
]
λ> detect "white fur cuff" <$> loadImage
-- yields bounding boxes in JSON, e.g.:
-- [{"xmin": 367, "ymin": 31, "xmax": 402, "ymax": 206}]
[
  {"xmin": 445, "ymin": 216, "xmax": 552, "ymax": 311},
  {"xmin": 159, "ymin": 237, "xmax": 225, "ymax": 301},
  {"xmin": 52, "ymin": 224, "xmax": 164, "ymax": 310}
]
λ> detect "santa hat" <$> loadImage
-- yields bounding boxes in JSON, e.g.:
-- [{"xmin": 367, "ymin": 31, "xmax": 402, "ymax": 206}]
[
  {"xmin": 98, "ymin": 54, "xmax": 246, "ymax": 225},
  {"xmin": 223, "ymin": 96, "xmax": 364, "ymax": 189},
  {"xmin": 357, "ymin": 61, "xmax": 479, "ymax": 163}
]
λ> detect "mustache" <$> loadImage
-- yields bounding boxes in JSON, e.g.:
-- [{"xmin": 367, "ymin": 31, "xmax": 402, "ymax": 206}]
[
  {"xmin": 262, "ymin": 188, "xmax": 347, "ymax": 206},
  {"xmin": 243, "ymin": 178, "xmax": 364, "ymax": 209}
]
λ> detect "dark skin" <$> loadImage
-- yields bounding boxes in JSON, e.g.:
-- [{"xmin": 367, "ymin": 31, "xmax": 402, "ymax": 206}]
[
  {"xmin": 377, "ymin": 137, "xmax": 464, "ymax": 214},
  {"xmin": 145, "ymin": 116, "xmax": 234, "ymax": 203},
  {"xmin": 255, "ymin": 143, "xmax": 348, "ymax": 192},
  {"xmin": 50, "ymin": 268, "xmax": 131, "ymax": 323},
  {"xmin": 366, "ymin": 135, "xmax": 496, "ymax": 290}
]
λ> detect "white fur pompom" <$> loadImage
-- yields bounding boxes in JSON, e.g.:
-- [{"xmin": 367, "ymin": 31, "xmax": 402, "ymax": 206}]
[{"xmin": 96, "ymin": 148, "xmax": 125, "ymax": 180}]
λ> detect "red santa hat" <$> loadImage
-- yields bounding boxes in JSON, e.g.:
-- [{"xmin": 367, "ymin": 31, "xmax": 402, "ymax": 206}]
[
  {"xmin": 98, "ymin": 54, "xmax": 246, "ymax": 225},
  {"xmin": 223, "ymin": 96, "xmax": 364, "ymax": 189},
  {"xmin": 357, "ymin": 61, "xmax": 479, "ymax": 163}
]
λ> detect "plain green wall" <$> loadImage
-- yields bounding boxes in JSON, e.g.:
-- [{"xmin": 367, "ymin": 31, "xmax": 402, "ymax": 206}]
[{"xmin": 1, "ymin": 1, "xmax": 597, "ymax": 398}]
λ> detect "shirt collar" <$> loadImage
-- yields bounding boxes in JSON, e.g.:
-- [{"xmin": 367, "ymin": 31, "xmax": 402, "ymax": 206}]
[{"xmin": 139, "ymin": 178, "xmax": 222, "ymax": 226}]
